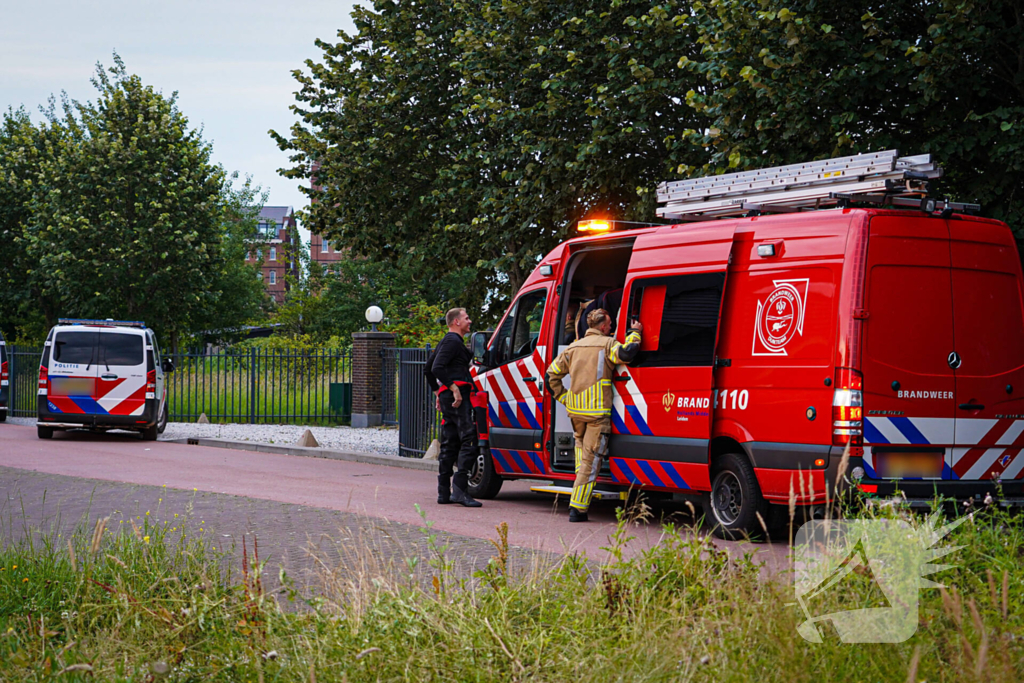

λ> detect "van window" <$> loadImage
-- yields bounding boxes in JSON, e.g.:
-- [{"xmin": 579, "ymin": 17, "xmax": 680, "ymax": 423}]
[
  {"xmin": 628, "ymin": 273, "xmax": 725, "ymax": 367},
  {"xmin": 100, "ymin": 334, "xmax": 144, "ymax": 365},
  {"xmin": 491, "ymin": 288, "xmax": 548, "ymax": 364},
  {"xmin": 510, "ymin": 289, "xmax": 547, "ymax": 360},
  {"xmin": 491, "ymin": 302, "xmax": 517, "ymax": 364},
  {"xmin": 53, "ymin": 332, "xmax": 97, "ymax": 365}
]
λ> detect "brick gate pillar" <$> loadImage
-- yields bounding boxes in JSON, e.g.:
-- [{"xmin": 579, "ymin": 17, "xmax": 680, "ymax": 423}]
[{"xmin": 351, "ymin": 331, "xmax": 395, "ymax": 428}]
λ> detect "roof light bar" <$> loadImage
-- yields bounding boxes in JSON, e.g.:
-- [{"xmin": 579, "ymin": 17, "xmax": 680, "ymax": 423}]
[
  {"xmin": 58, "ymin": 318, "xmax": 147, "ymax": 329},
  {"xmin": 578, "ymin": 219, "xmax": 612, "ymax": 233}
]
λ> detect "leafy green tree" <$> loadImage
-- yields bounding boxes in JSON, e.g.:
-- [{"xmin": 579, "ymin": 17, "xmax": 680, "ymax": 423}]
[
  {"xmin": 272, "ymin": 0, "xmax": 708, "ymax": 308},
  {"xmin": 681, "ymin": 0, "xmax": 1024, "ymax": 233},
  {"xmin": 274, "ymin": 250, "xmax": 473, "ymax": 344},
  {"xmin": 0, "ymin": 105, "xmax": 78, "ymax": 341},
  {"xmin": 13, "ymin": 56, "xmax": 261, "ymax": 348},
  {"xmin": 187, "ymin": 174, "xmax": 273, "ymax": 345}
]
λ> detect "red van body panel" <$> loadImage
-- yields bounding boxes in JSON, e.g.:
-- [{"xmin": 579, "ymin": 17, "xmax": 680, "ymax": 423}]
[{"xmin": 473, "ymin": 208, "xmax": 1024, "ymax": 505}]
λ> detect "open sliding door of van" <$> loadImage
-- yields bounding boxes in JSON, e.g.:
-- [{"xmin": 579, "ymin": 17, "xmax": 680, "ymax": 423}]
[
  {"xmin": 947, "ymin": 219, "xmax": 1024, "ymax": 481},
  {"xmin": 862, "ymin": 215, "xmax": 956, "ymax": 481},
  {"xmin": 609, "ymin": 225, "xmax": 736, "ymax": 491}
]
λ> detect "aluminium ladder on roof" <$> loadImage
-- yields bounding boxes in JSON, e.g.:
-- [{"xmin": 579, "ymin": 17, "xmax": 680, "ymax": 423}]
[{"xmin": 656, "ymin": 150, "xmax": 943, "ymax": 219}]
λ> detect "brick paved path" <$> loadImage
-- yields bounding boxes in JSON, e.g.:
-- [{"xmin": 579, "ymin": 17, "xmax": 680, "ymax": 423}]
[{"xmin": 0, "ymin": 466, "xmax": 551, "ymax": 599}]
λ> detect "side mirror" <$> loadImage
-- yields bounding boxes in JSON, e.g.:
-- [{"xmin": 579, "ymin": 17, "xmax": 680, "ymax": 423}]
[
  {"xmin": 471, "ymin": 332, "xmax": 488, "ymax": 366},
  {"xmin": 162, "ymin": 358, "xmax": 175, "ymax": 373}
]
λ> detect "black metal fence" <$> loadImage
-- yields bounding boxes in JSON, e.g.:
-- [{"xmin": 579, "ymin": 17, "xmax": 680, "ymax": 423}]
[
  {"xmin": 7, "ymin": 345, "xmax": 43, "ymax": 418},
  {"xmin": 381, "ymin": 347, "xmax": 398, "ymax": 426},
  {"xmin": 166, "ymin": 348, "xmax": 351, "ymax": 424},
  {"xmin": 7, "ymin": 341, "xmax": 445, "ymax": 455},
  {"xmin": 388, "ymin": 347, "xmax": 442, "ymax": 458},
  {"xmin": 4, "ymin": 345, "xmax": 352, "ymax": 425}
]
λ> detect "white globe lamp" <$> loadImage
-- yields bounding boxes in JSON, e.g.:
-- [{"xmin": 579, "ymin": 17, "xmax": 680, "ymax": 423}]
[{"xmin": 365, "ymin": 305, "xmax": 384, "ymax": 331}]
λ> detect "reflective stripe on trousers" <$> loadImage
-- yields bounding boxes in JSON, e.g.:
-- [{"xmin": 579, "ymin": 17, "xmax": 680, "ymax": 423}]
[{"xmin": 569, "ymin": 415, "xmax": 610, "ymax": 511}]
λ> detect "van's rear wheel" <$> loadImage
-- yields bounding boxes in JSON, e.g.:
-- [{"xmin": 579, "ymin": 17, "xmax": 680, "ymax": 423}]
[
  {"xmin": 0, "ymin": 409, "xmax": 7, "ymax": 423},
  {"xmin": 37, "ymin": 426, "xmax": 53, "ymax": 439},
  {"xmin": 141, "ymin": 424, "xmax": 158, "ymax": 441},
  {"xmin": 704, "ymin": 452, "xmax": 767, "ymax": 540},
  {"xmin": 156, "ymin": 402, "xmax": 169, "ymax": 435},
  {"xmin": 467, "ymin": 446, "xmax": 503, "ymax": 499}
]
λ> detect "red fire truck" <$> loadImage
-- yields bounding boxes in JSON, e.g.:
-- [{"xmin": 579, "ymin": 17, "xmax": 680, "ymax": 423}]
[{"xmin": 465, "ymin": 150, "xmax": 1024, "ymax": 538}]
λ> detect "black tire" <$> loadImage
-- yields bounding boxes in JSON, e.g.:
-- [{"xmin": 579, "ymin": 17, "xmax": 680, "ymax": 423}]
[
  {"xmin": 0, "ymin": 409, "xmax": 7, "ymax": 423},
  {"xmin": 467, "ymin": 446, "xmax": 504, "ymax": 499},
  {"xmin": 704, "ymin": 452, "xmax": 768, "ymax": 541},
  {"xmin": 37, "ymin": 426, "xmax": 53, "ymax": 439},
  {"xmin": 156, "ymin": 401, "xmax": 169, "ymax": 435},
  {"xmin": 141, "ymin": 423, "xmax": 158, "ymax": 441}
]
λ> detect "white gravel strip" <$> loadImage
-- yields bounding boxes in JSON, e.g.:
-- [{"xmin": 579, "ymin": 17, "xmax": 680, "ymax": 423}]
[
  {"xmin": 6, "ymin": 417, "xmax": 399, "ymax": 456},
  {"xmin": 162, "ymin": 422, "xmax": 399, "ymax": 456}
]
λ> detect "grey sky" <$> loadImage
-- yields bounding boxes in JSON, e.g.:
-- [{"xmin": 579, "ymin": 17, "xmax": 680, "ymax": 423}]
[{"xmin": 1, "ymin": 0, "xmax": 359, "ymax": 236}]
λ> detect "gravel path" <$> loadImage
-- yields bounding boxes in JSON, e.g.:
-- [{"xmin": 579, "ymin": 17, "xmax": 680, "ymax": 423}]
[{"xmin": 7, "ymin": 417, "xmax": 400, "ymax": 456}]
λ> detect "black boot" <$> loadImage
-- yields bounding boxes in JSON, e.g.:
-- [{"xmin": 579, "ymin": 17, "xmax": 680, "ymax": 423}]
[
  {"xmin": 569, "ymin": 507, "xmax": 588, "ymax": 523},
  {"xmin": 451, "ymin": 487, "xmax": 482, "ymax": 508},
  {"xmin": 438, "ymin": 477, "xmax": 452, "ymax": 504}
]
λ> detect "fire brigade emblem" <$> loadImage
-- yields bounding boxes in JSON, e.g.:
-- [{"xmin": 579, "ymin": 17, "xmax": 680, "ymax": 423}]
[
  {"xmin": 662, "ymin": 389, "xmax": 676, "ymax": 412},
  {"xmin": 753, "ymin": 279, "xmax": 809, "ymax": 356}
]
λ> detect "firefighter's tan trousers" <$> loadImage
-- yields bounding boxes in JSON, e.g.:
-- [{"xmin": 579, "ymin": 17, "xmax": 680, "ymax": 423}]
[{"xmin": 569, "ymin": 415, "xmax": 611, "ymax": 512}]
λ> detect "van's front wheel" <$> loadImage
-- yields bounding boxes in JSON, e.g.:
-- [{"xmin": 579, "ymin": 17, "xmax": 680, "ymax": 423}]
[
  {"xmin": 37, "ymin": 426, "xmax": 53, "ymax": 439},
  {"xmin": 0, "ymin": 409, "xmax": 7, "ymax": 423},
  {"xmin": 704, "ymin": 452, "xmax": 767, "ymax": 540},
  {"xmin": 467, "ymin": 446, "xmax": 504, "ymax": 499}
]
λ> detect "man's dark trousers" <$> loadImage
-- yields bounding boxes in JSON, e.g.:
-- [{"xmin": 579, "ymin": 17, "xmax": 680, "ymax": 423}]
[{"xmin": 438, "ymin": 385, "xmax": 476, "ymax": 496}]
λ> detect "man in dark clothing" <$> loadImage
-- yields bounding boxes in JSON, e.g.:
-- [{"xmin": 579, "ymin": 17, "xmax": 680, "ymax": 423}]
[{"xmin": 424, "ymin": 307, "xmax": 483, "ymax": 507}]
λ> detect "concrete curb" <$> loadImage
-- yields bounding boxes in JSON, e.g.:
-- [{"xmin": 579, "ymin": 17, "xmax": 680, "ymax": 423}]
[{"xmin": 166, "ymin": 436, "xmax": 438, "ymax": 472}]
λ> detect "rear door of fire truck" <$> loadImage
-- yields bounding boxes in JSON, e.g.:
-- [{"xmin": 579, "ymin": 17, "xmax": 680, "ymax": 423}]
[
  {"xmin": 947, "ymin": 218, "xmax": 1024, "ymax": 480},
  {"xmin": 480, "ymin": 285, "xmax": 552, "ymax": 476},
  {"xmin": 608, "ymin": 225, "xmax": 736, "ymax": 491},
  {"xmin": 861, "ymin": 214, "xmax": 956, "ymax": 481}
]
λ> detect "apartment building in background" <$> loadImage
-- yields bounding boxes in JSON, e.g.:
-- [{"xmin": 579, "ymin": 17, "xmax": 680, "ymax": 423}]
[
  {"xmin": 310, "ymin": 232, "xmax": 344, "ymax": 272},
  {"xmin": 247, "ymin": 206, "xmax": 300, "ymax": 304},
  {"xmin": 307, "ymin": 160, "xmax": 345, "ymax": 274}
]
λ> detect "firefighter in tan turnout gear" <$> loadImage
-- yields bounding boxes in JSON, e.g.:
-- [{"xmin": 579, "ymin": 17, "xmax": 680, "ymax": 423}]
[{"xmin": 546, "ymin": 309, "xmax": 642, "ymax": 522}]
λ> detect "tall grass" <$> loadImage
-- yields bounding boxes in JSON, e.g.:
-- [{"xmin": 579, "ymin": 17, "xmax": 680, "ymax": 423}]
[{"xmin": 1, "ymin": 497, "xmax": 1021, "ymax": 681}]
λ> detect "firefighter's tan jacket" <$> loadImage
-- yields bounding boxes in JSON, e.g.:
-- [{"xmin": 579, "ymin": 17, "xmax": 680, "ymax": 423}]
[{"xmin": 546, "ymin": 327, "xmax": 642, "ymax": 417}]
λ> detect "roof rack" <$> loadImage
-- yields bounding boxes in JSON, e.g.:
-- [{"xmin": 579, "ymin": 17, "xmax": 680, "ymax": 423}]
[
  {"xmin": 58, "ymin": 318, "xmax": 147, "ymax": 329},
  {"xmin": 656, "ymin": 150, "xmax": 949, "ymax": 220}
]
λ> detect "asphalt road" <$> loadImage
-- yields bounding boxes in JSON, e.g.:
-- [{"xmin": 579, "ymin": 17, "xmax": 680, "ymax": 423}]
[{"xmin": 0, "ymin": 423, "xmax": 789, "ymax": 575}]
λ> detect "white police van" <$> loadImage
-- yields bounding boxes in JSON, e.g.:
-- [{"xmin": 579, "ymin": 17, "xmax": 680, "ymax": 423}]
[{"xmin": 37, "ymin": 319, "xmax": 173, "ymax": 440}]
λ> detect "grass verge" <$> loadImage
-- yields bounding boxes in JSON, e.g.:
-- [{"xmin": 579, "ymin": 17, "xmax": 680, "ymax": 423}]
[{"xmin": 1, "ymin": 498, "xmax": 1022, "ymax": 681}]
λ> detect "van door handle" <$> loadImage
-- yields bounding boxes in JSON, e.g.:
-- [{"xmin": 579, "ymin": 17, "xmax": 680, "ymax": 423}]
[
  {"xmin": 958, "ymin": 403, "xmax": 984, "ymax": 411},
  {"xmin": 612, "ymin": 376, "xmax": 629, "ymax": 382},
  {"xmin": 522, "ymin": 377, "xmax": 537, "ymax": 382},
  {"xmin": 101, "ymin": 373, "xmax": 118, "ymax": 380}
]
